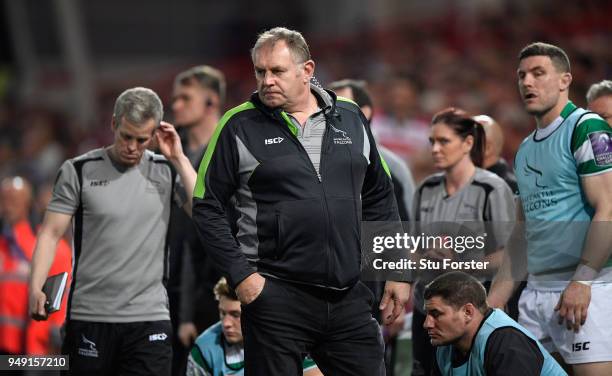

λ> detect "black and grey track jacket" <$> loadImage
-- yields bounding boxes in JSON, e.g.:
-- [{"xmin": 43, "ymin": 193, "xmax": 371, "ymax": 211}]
[{"xmin": 192, "ymin": 86, "xmax": 399, "ymax": 290}]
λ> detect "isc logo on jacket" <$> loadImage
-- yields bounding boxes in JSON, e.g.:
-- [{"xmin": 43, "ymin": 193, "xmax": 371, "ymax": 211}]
[{"xmin": 265, "ymin": 137, "xmax": 284, "ymax": 145}]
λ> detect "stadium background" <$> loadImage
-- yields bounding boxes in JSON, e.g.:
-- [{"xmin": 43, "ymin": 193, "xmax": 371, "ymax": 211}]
[{"xmin": 0, "ymin": 0, "xmax": 611, "ymax": 374}]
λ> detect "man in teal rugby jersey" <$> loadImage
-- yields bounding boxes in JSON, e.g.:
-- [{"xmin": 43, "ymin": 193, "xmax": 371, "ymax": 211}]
[{"xmin": 489, "ymin": 42, "xmax": 612, "ymax": 375}]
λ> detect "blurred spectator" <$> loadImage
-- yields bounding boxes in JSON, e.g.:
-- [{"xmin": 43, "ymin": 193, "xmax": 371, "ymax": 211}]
[
  {"xmin": 371, "ymin": 75, "xmax": 433, "ymax": 181},
  {"xmin": 0, "ymin": 176, "xmax": 71, "ymax": 357},
  {"xmin": 17, "ymin": 111, "xmax": 65, "ymax": 186},
  {"xmin": 168, "ymin": 65, "xmax": 226, "ymax": 376},
  {"xmin": 586, "ymin": 79, "xmax": 612, "ymax": 125},
  {"xmin": 473, "ymin": 114, "xmax": 518, "ymax": 193},
  {"xmin": 31, "ymin": 181, "xmax": 56, "ymax": 228}
]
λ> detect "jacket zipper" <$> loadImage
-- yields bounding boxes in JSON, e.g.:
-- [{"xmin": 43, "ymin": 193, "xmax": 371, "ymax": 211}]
[
  {"xmin": 280, "ymin": 111, "xmax": 322, "ymax": 182},
  {"xmin": 280, "ymin": 109, "xmax": 334, "ymax": 283},
  {"xmin": 320, "ymin": 117, "xmax": 333, "ymax": 283}
]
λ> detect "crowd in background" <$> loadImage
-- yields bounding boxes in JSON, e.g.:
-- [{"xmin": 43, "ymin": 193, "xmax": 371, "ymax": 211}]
[
  {"xmin": 1, "ymin": 0, "xmax": 611, "ymax": 363},
  {"xmin": 1, "ymin": 0, "xmax": 611, "ymax": 195}
]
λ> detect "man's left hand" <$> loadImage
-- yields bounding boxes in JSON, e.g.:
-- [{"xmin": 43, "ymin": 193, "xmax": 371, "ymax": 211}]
[
  {"xmin": 379, "ymin": 281, "xmax": 411, "ymax": 325},
  {"xmin": 554, "ymin": 281, "xmax": 591, "ymax": 332},
  {"xmin": 156, "ymin": 121, "xmax": 184, "ymax": 161}
]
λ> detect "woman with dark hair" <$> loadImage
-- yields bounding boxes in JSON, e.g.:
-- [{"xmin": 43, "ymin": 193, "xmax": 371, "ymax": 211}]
[{"xmin": 410, "ymin": 108, "xmax": 516, "ymax": 376}]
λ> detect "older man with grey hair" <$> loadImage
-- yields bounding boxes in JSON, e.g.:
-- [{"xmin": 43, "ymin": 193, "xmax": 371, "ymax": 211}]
[
  {"xmin": 192, "ymin": 27, "xmax": 409, "ymax": 376},
  {"xmin": 29, "ymin": 87, "xmax": 196, "ymax": 376},
  {"xmin": 587, "ymin": 79, "xmax": 612, "ymax": 125}
]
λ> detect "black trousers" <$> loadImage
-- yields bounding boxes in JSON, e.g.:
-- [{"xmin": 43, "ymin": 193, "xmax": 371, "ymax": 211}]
[
  {"xmin": 61, "ymin": 320, "xmax": 172, "ymax": 376},
  {"xmin": 241, "ymin": 278, "xmax": 385, "ymax": 376}
]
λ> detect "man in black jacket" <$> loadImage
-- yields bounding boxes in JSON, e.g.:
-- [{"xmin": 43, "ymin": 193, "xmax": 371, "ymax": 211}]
[{"xmin": 192, "ymin": 27, "xmax": 410, "ymax": 376}]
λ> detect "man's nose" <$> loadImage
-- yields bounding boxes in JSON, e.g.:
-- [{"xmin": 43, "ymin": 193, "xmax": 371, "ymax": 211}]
[
  {"xmin": 263, "ymin": 71, "xmax": 275, "ymax": 86},
  {"xmin": 222, "ymin": 316, "xmax": 233, "ymax": 328},
  {"xmin": 126, "ymin": 139, "xmax": 137, "ymax": 151},
  {"xmin": 521, "ymin": 74, "xmax": 534, "ymax": 88}
]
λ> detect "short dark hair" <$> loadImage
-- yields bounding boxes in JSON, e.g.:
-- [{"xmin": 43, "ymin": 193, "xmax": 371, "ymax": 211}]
[
  {"xmin": 174, "ymin": 65, "xmax": 226, "ymax": 105},
  {"xmin": 431, "ymin": 107, "xmax": 486, "ymax": 168},
  {"xmin": 424, "ymin": 272, "xmax": 488, "ymax": 314},
  {"xmin": 327, "ymin": 79, "xmax": 373, "ymax": 109},
  {"xmin": 518, "ymin": 42, "xmax": 571, "ymax": 73},
  {"xmin": 213, "ymin": 277, "xmax": 238, "ymax": 301}
]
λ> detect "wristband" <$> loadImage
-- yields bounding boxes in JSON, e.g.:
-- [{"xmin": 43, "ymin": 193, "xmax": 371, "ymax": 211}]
[
  {"xmin": 573, "ymin": 280, "xmax": 593, "ymax": 286},
  {"xmin": 572, "ymin": 264, "xmax": 598, "ymax": 286}
]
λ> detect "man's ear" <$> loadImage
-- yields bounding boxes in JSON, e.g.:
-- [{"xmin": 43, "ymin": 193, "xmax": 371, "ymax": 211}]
[
  {"xmin": 111, "ymin": 116, "xmax": 118, "ymax": 132},
  {"xmin": 463, "ymin": 303, "xmax": 476, "ymax": 322},
  {"xmin": 560, "ymin": 72, "xmax": 572, "ymax": 92},
  {"xmin": 302, "ymin": 60, "xmax": 315, "ymax": 83}
]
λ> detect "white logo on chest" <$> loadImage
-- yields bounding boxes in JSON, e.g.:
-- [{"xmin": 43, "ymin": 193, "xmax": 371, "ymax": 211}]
[
  {"xmin": 330, "ymin": 125, "xmax": 352, "ymax": 145},
  {"xmin": 265, "ymin": 137, "xmax": 284, "ymax": 145}
]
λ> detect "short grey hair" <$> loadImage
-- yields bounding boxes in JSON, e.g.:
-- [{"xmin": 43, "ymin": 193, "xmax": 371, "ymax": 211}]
[
  {"xmin": 251, "ymin": 27, "xmax": 311, "ymax": 64},
  {"xmin": 113, "ymin": 87, "xmax": 163, "ymax": 127},
  {"xmin": 586, "ymin": 80, "xmax": 612, "ymax": 104}
]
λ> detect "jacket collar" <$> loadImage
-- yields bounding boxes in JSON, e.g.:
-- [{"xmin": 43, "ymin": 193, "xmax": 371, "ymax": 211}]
[{"xmin": 250, "ymin": 84, "xmax": 337, "ymax": 121}]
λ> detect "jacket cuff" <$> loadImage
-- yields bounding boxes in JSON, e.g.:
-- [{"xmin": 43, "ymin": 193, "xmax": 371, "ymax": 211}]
[{"xmin": 228, "ymin": 266, "xmax": 257, "ymax": 290}]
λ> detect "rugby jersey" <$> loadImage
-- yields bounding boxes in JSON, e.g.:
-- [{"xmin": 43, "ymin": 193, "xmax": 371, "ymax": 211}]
[{"xmin": 514, "ymin": 101, "xmax": 612, "ymax": 275}]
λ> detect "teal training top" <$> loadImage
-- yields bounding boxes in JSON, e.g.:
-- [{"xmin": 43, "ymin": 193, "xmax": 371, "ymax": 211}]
[
  {"xmin": 514, "ymin": 101, "xmax": 612, "ymax": 274},
  {"xmin": 186, "ymin": 322, "xmax": 317, "ymax": 376},
  {"xmin": 435, "ymin": 309, "xmax": 566, "ymax": 375}
]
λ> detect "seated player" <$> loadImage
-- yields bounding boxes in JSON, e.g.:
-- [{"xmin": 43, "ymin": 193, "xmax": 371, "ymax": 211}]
[
  {"xmin": 186, "ymin": 278, "xmax": 321, "ymax": 376},
  {"xmin": 424, "ymin": 272, "xmax": 566, "ymax": 376}
]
